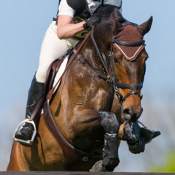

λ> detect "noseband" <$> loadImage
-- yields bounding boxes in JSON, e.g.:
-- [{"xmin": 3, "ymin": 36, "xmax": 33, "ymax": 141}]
[{"xmin": 91, "ymin": 27, "xmax": 144, "ymax": 103}]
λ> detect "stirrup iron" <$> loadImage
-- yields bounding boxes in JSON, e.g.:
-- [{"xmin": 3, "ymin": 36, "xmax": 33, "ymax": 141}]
[{"xmin": 13, "ymin": 119, "xmax": 37, "ymax": 145}]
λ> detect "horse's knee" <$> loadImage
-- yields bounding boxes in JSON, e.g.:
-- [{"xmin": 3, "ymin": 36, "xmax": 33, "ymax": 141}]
[
  {"xmin": 99, "ymin": 111, "xmax": 119, "ymax": 133},
  {"xmin": 103, "ymin": 133, "xmax": 120, "ymax": 171}
]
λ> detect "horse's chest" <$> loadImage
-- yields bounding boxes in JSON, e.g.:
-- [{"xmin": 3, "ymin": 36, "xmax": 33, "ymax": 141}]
[{"xmin": 90, "ymin": 88, "xmax": 109, "ymax": 110}]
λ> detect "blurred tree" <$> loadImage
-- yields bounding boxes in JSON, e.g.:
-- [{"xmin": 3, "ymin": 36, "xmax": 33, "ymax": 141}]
[{"xmin": 150, "ymin": 150, "xmax": 175, "ymax": 173}]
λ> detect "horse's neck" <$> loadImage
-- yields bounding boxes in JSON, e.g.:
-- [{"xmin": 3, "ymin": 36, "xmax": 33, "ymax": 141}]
[{"xmin": 82, "ymin": 39, "xmax": 107, "ymax": 72}]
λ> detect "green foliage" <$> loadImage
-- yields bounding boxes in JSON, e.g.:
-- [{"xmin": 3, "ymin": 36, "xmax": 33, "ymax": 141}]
[{"xmin": 150, "ymin": 150, "xmax": 175, "ymax": 173}]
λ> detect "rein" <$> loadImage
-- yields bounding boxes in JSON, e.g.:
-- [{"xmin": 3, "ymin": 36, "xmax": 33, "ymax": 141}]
[
  {"xmin": 47, "ymin": 32, "xmax": 91, "ymax": 101},
  {"xmin": 29, "ymin": 32, "xmax": 91, "ymax": 122},
  {"xmin": 42, "ymin": 31, "xmax": 103, "ymax": 166},
  {"xmin": 89, "ymin": 27, "xmax": 144, "ymax": 103}
]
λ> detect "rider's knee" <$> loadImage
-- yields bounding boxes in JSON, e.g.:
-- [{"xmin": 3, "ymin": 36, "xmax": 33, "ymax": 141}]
[{"xmin": 36, "ymin": 69, "xmax": 47, "ymax": 83}]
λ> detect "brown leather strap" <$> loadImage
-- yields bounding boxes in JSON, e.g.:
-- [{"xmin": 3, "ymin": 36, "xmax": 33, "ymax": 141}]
[
  {"xmin": 106, "ymin": 81, "xmax": 114, "ymax": 111},
  {"xmin": 29, "ymin": 97, "xmax": 45, "ymax": 121},
  {"xmin": 77, "ymin": 54, "xmax": 108, "ymax": 80},
  {"xmin": 47, "ymin": 31, "xmax": 91, "ymax": 100},
  {"xmin": 77, "ymin": 54, "xmax": 114, "ymax": 111},
  {"xmin": 43, "ymin": 100, "xmax": 94, "ymax": 169},
  {"xmin": 42, "ymin": 30, "xmax": 115, "ymax": 167},
  {"xmin": 29, "ymin": 32, "xmax": 91, "ymax": 121},
  {"xmin": 45, "ymin": 59, "xmax": 64, "ymax": 94}
]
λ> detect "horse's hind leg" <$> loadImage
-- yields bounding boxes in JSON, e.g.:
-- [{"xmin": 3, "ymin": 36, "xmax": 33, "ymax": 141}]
[{"xmin": 99, "ymin": 111, "xmax": 120, "ymax": 171}]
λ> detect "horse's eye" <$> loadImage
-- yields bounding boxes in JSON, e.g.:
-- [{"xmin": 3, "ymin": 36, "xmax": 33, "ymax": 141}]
[{"xmin": 114, "ymin": 57, "xmax": 120, "ymax": 64}]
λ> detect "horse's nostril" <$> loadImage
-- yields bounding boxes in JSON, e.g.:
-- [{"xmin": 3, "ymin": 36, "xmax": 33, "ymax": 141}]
[
  {"xmin": 123, "ymin": 107, "xmax": 143, "ymax": 122},
  {"xmin": 123, "ymin": 108, "xmax": 133, "ymax": 121}
]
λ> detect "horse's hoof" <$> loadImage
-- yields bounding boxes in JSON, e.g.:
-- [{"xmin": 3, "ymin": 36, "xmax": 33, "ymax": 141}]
[{"xmin": 90, "ymin": 160, "xmax": 104, "ymax": 172}]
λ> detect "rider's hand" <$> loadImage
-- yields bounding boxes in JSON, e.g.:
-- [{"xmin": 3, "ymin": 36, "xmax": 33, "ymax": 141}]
[{"xmin": 83, "ymin": 14, "xmax": 100, "ymax": 29}]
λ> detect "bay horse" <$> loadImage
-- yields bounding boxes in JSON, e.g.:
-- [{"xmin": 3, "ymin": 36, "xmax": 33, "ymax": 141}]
[{"xmin": 7, "ymin": 10, "xmax": 153, "ymax": 171}]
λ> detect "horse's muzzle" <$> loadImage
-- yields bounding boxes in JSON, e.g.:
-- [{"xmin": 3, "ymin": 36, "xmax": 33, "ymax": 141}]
[{"xmin": 122, "ymin": 107, "xmax": 143, "ymax": 123}]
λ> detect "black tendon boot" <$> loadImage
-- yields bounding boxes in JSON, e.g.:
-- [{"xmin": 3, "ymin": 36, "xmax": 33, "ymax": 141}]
[
  {"xmin": 14, "ymin": 75, "xmax": 44, "ymax": 146},
  {"xmin": 103, "ymin": 133, "xmax": 120, "ymax": 171}
]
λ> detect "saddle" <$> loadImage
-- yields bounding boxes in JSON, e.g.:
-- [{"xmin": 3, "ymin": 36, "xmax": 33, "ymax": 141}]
[
  {"xmin": 44, "ymin": 58, "xmax": 64, "ymax": 97},
  {"xmin": 44, "ymin": 48, "xmax": 73, "ymax": 98}
]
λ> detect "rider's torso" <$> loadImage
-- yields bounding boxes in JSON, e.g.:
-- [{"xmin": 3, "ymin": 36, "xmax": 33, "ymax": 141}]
[{"xmin": 57, "ymin": 0, "xmax": 122, "ymax": 39}]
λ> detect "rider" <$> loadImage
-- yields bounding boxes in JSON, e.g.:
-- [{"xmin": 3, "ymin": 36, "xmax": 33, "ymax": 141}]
[{"xmin": 14, "ymin": 0, "xmax": 123, "ymax": 146}]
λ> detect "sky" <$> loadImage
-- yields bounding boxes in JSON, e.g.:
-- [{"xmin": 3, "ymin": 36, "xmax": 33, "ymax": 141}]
[{"xmin": 0, "ymin": 0, "xmax": 175, "ymax": 172}]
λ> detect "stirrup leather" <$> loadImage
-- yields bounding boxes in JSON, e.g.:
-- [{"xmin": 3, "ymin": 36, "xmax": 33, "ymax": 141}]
[{"xmin": 13, "ymin": 119, "xmax": 37, "ymax": 145}]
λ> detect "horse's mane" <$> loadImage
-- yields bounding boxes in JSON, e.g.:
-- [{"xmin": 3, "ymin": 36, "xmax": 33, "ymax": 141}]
[{"xmin": 94, "ymin": 5, "xmax": 126, "ymax": 23}]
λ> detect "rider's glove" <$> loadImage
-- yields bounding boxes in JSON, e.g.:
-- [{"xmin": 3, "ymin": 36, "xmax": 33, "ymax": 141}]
[{"xmin": 83, "ymin": 14, "xmax": 100, "ymax": 29}]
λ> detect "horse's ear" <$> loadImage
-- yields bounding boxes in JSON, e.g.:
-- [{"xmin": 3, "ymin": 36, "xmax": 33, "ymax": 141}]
[
  {"xmin": 137, "ymin": 16, "xmax": 153, "ymax": 36},
  {"xmin": 109, "ymin": 12, "xmax": 123, "ymax": 34}
]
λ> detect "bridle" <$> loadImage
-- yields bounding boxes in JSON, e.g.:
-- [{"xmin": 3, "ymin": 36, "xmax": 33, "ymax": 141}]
[{"xmin": 90, "ymin": 26, "xmax": 145, "ymax": 103}]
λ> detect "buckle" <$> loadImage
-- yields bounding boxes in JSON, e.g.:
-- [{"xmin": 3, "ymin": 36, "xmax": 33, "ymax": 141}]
[
  {"xmin": 82, "ymin": 157, "xmax": 89, "ymax": 161},
  {"xmin": 106, "ymin": 75, "xmax": 112, "ymax": 82},
  {"xmin": 13, "ymin": 119, "xmax": 37, "ymax": 145}
]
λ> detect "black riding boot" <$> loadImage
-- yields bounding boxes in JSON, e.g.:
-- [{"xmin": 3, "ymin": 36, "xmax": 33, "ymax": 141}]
[{"xmin": 15, "ymin": 75, "xmax": 44, "ymax": 145}]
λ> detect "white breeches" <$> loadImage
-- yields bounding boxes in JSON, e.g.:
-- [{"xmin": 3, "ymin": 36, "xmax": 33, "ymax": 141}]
[{"xmin": 36, "ymin": 21, "xmax": 79, "ymax": 83}]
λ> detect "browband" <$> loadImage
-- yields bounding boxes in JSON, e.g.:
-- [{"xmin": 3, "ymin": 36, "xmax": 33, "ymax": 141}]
[{"xmin": 111, "ymin": 39, "xmax": 145, "ymax": 47}]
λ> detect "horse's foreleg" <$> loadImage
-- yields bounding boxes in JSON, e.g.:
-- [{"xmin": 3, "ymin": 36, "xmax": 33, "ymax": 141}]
[
  {"xmin": 98, "ymin": 111, "xmax": 120, "ymax": 172},
  {"xmin": 7, "ymin": 142, "xmax": 28, "ymax": 171},
  {"xmin": 99, "ymin": 111, "xmax": 119, "ymax": 134},
  {"xmin": 72, "ymin": 106, "xmax": 120, "ymax": 171}
]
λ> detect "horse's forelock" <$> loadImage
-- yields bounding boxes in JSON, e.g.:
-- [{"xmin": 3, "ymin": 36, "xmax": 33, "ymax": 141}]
[
  {"xmin": 95, "ymin": 21, "xmax": 113, "ymax": 41},
  {"xmin": 93, "ymin": 5, "xmax": 126, "ymax": 39}
]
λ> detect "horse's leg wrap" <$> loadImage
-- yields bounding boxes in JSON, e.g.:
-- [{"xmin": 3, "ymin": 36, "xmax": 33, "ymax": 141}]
[
  {"xmin": 103, "ymin": 133, "xmax": 119, "ymax": 171},
  {"xmin": 98, "ymin": 111, "xmax": 120, "ymax": 171}
]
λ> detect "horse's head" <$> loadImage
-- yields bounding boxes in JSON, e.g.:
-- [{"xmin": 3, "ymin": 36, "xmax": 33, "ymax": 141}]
[{"xmin": 108, "ymin": 13, "xmax": 153, "ymax": 122}]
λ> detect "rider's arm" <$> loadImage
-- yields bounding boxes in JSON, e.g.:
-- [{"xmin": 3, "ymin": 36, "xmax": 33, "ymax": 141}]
[
  {"xmin": 57, "ymin": 15, "xmax": 85, "ymax": 39},
  {"xmin": 57, "ymin": 0, "xmax": 86, "ymax": 39}
]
